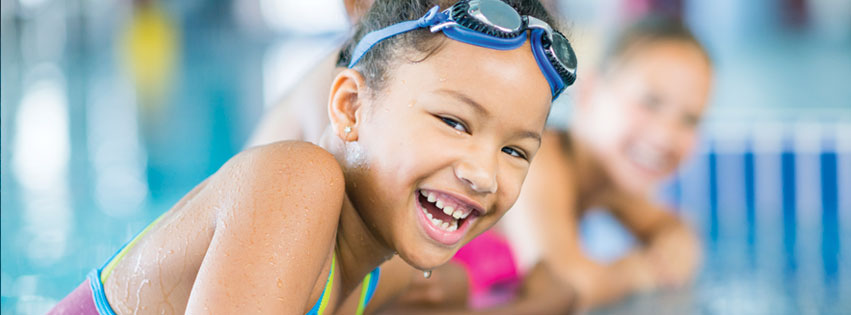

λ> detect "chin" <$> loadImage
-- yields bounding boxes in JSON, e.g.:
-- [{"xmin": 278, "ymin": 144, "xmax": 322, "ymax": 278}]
[
  {"xmin": 615, "ymin": 171, "xmax": 657, "ymax": 196},
  {"xmin": 396, "ymin": 243, "xmax": 456, "ymax": 270}
]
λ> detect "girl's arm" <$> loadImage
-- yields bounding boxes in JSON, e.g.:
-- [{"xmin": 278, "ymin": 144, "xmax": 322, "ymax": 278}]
[
  {"xmin": 597, "ymin": 189, "xmax": 702, "ymax": 290},
  {"xmin": 185, "ymin": 141, "xmax": 346, "ymax": 314},
  {"xmin": 246, "ymin": 50, "xmax": 339, "ymax": 147},
  {"xmin": 516, "ymin": 131, "xmax": 700, "ymax": 309},
  {"xmin": 506, "ymin": 131, "xmax": 645, "ymax": 309},
  {"xmin": 371, "ymin": 261, "xmax": 576, "ymax": 315}
]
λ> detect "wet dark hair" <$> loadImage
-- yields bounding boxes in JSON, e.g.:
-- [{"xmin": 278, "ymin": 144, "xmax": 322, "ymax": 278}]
[
  {"xmin": 600, "ymin": 15, "xmax": 711, "ymax": 74},
  {"xmin": 337, "ymin": 0, "xmax": 563, "ymax": 93}
]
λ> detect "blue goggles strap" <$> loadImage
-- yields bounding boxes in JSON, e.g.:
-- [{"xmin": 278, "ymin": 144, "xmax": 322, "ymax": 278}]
[
  {"xmin": 347, "ymin": 4, "xmax": 568, "ymax": 98},
  {"xmin": 530, "ymin": 28, "xmax": 566, "ymax": 97},
  {"xmin": 348, "ymin": 6, "xmax": 443, "ymax": 68}
]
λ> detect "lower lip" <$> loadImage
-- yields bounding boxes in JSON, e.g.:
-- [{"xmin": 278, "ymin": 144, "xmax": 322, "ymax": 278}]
[
  {"xmin": 625, "ymin": 152, "xmax": 667, "ymax": 177},
  {"xmin": 628, "ymin": 159, "xmax": 667, "ymax": 180},
  {"xmin": 414, "ymin": 193, "xmax": 474, "ymax": 247}
]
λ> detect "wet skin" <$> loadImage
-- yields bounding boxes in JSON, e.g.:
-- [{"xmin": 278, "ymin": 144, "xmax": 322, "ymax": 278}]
[{"xmin": 102, "ymin": 38, "xmax": 551, "ymax": 314}]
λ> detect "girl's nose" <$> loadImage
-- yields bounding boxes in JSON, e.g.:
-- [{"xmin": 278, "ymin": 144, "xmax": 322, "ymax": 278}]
[
  {"xmin": 454, "ymin": 154, "xmax": 498, "ymax": 194},
  {"xmin": 647, "ymin": 109, "xmax": 681, "ymax": 145}
]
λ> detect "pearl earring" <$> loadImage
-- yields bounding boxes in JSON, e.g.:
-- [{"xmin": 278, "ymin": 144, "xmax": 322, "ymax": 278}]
[
  {"xmin": 344, "ymin": 126, "xmax": 352, "ymax": 134},
  {"xmin": 423, "ymin": 270, "xmax": 432, "ymax": 279}
]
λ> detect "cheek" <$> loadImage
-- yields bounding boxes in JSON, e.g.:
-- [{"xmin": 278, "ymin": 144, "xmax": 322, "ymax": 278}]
[
  {"xmin": 358, "ymin": 111, "xmax": 450, "ymax": 190},
  {"xmin": 589, "ymin": 93, "xmax": 648, "ymax": 151},
  {"xmin": 675, "ymin": 132, "xmax": 699, "ymax": 162},
  {"xmin": 586, "ymin": 99, "xmax": 624, "ymax": 146},
  {"xmin": 495, "ymin": 166, "xmax": 528, "ymax": 215}
]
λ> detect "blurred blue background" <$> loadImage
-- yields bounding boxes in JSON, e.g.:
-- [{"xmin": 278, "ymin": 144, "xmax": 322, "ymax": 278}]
[{"xmin": 1, "ymin": 0, "xmax": 849, "ymax": 314}]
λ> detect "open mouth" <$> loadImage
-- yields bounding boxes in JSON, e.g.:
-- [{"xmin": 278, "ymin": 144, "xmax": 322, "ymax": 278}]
[
  {"xmin": 414, "ymin": 189, "xmax": 483, "ymax": 246},
  {"xmin": 626, "ymin": 143, "xmax": 671, "ymax": 177}
]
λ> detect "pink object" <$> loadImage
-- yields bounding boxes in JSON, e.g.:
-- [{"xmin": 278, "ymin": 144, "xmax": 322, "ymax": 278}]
[
  {"xmin": 452, "ymin": 231, "xmax": 520, "ymax": 309},
  {"xmin": 47, "ymin": 279, "xmax": 99, "ymax": 315}
]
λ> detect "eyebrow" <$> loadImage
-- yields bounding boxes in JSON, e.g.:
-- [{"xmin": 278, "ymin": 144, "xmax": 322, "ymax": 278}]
[
  {"xmin": 436, "ymin": 89, "xmax": 541, "ymax": 144},
  {"xmin": 520, "ymin": 130, "xmax": 542, "ymax": 143},
  {"xmin": 436, "ymin": 89, "xmax": 490, "ymax": 118}
]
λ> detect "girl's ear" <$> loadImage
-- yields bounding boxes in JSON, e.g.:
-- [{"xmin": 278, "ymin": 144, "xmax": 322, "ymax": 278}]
[{"xmin": 328, "ymin": 69, "xmax": 368, "ymax": 142}]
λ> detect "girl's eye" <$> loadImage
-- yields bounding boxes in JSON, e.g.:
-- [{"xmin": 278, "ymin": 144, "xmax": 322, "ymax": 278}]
[
  {"xmin": 502, "ymin": 147, "xmax": 528, "ymax": 160},
  {"xmin": 642, "ymin": 94, "xmax": 662, "ymax": 111},
  {"xmin": 682, "ymin": 113, "xmax": 700, "ymax": 128},
  {"xmin": 440, "ymin": 116, "xmax": 468, "ymax": 133}
]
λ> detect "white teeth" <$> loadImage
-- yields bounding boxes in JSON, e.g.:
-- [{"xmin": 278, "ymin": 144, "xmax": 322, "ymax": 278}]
[
  {"xmin": 420, "ymin": 191, "xmax": 469, "ymax": 232},
  {"xmin": 443, "ymin": 205, "xmax": 454, "ymax": 216},
  {"xmin": 452, "ymin": 209, "xmax": 463, "ymax": 219},
  {"xmin": 628, "ymin": 144, "xmax": 667, "ymax": 172},
  {"xmin": 424, "ymin": 207, "xmax": 461, "ymax": 232}
]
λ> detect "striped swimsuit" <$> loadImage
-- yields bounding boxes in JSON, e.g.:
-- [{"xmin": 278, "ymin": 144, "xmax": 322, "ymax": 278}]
[{"xmin": 49, "ymin": 215, "xmax": 380, "ymax": 315}]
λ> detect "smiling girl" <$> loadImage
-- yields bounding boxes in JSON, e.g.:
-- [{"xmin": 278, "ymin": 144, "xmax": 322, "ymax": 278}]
[
  {"xmin": 501, "ymin": 15, "xmax": 713, "ymax": 308},
  {"xmin": 48, "ymin": 0, "xmax": 575, "ymax": 314},
  {"xmin": 375, "ymin": 15, "xmax": 714, "ymax": 313}
]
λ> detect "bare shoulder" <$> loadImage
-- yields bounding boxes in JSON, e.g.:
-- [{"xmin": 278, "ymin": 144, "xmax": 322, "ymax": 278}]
[
  {"xmin": 184, "ymin": 141, "xmax": 347, "ymax": 313},
  {"xmin": 213, "ymin": 141, "xmax": 346, "ymax": 220},
  {"xmin": 240, "ymin": 141, "xmax": 343, "ymax": 181}
]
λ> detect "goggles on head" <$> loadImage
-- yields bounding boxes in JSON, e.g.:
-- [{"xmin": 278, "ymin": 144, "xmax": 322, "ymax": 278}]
[{"xmin": 347, "ymin": 0, "xmax": 577, "ymax": 99}]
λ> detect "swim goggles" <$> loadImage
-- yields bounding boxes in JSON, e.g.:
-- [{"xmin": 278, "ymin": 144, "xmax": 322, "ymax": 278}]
[{"xmin": 348, "ymin": 0, "xmax": 577, "ymax": 99}]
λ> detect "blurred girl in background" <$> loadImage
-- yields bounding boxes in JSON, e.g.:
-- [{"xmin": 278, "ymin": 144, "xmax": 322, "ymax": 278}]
[{"xmin": 498, "ymin": 14, "xmax": 714, "ymax": 309}]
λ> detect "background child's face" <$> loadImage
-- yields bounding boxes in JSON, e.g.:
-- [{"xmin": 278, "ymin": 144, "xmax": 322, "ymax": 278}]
[
  {"xmin": 346, "ymin": 39, "xmax": 551, "ymax": 269},
  {"xmin": 578, "ymin": 41, "xmax": 712, "ymax": 194}
]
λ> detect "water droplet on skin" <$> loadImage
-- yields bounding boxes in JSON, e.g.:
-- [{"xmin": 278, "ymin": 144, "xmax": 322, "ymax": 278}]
[{"xmin": 277, "ymin": 278, "xmax": 283, "ymax": 288}]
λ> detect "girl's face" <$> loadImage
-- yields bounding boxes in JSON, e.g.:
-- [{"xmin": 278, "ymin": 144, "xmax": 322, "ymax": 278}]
[
  {"xmin": 344, "ymin": 39, "xmax": 551, "ymax": 269},
  {"xmin": 578, "ymin": 41, "xmax": 712, "ymax": 195}
]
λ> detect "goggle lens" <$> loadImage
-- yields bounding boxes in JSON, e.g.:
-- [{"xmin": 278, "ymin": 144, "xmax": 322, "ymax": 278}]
[
  {"xmin": 551, "ymin": 34, "xmax": 576, "ymax": 69},
  {"xmin": 474, "ymin": 0, "xmax": 523, "ymax": 31}
]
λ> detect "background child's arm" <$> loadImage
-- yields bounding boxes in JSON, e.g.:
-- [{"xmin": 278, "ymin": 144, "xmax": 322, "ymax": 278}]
[
  {"xmin": 598, "ymin": 189, "xmax": 702, "ymax": 290},
  {"xmin": 246, "ymin": 50, "xmax": 339, "ymax": 147},
  {"xmin": 515, "ymin": 131, "xmax": 701, "ymax": 309},
  {"xmin": 184, "ymin": 142, "xmax": 345, "ymax": 314},
  {"xmin": 506, "ymin": 131, "xmax": 662, "ymax": 309}
]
